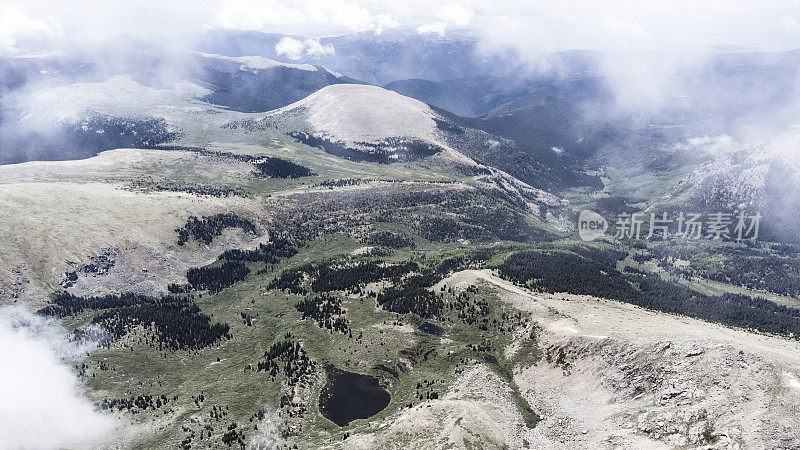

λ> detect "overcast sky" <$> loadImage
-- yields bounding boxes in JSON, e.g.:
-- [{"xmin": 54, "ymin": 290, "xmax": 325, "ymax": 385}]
[{"xmin": 2, "ymin": 0, "xmax": 800, "ymax": 56}]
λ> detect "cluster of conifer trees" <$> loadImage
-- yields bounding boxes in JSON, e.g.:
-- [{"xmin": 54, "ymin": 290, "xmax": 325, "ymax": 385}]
[
  {"xmin": 311, "ymin": 261, "xmax": 418, "ymax": 293},
  {"xmin": 294, "ymin": 294, "xmax": 350, "ymax": 334},
  {"xmin": 289, "ymin": 132, "xmax": 442, "ymax": 164},
  {"xmin": 185, "ymin": 261, "xmax": 251, "ymax": 293},
  {"xmin": 160, "ymin": 146, "xmax": 313, "ymax": 183},
  {"xmin": 39, "ymin": 292, "xmax": 231, "ymax": 350},
  {"xmin": 173, "ymin": 238, "xmax": 299, "ymax": 294},
  {"xmin": 269, "ymin": 252, "xmax": 494, "ymax": 319},
  {"xmin": 256, "ymin": 334, "xmax": 315, "ymax": 386},
  {"xmin": 130, "ymin": 180, "xmax": 247, "ymax": 198},
  {"xmin": 653, "ymin": 246, "xmax": 800, "ymax": 298},
  {"xmin": 498, "ymin": 248, "xmax": 800, "ymax": 338},
  {"xmin": 498, "ymin": 250, "xmax": 637, "ymax": 300},
  {"xmin": 99, "ymin": 394, "xmax": 175, "ymax": 413},
  {"xmin": 220, "ymin": 423, "xmax": 246, "ymax": 448},
  {"xmin": 268, "ymin": 260, "xmax": 419, "ymax": 295},
  {"xmin": 451, "ymin": 290, "xmax": 492, "ymax": 331},
  {"xmin": 267, "ymin": 264, "xmax": 311, "ymax": 295},
  {"xmin": 376, "ymin": 272, "xmax": 445, "ymax": 318},
  {"xmin": 68, "ymin": 115, "xmax": 183, "ymax": 152},
  {"xmin": 218, "ymin": 238, "xmax": 298, "ymax": 264},
  {"xmin": 252, "ymin": 157, "xmax": 313, "ymax": 179},
  {"xmin": 176, "ymin": 213, "xmax": 257, "ymax": 246}
]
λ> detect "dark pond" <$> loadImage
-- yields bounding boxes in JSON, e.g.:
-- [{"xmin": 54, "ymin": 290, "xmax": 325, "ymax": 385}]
[
  {"xmin": 318, "ymin": 367, "xmax": 391, "ymax": 427},
  {"xmin": 418, "ymin": 321, "xmax": 445, "ymax": 336}
]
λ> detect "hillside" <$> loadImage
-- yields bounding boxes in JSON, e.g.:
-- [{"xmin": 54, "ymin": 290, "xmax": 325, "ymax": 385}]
[
  {"xmin": 190, "ymin": 52, "xmax": 360, "ymax": 113},
  {"xmin": 3, "ymin": 33, "xmax": 800, "ymax": 450},
  {"xmin": 282, "ymin": 84, "xmax": 437, "ymax": 145}
]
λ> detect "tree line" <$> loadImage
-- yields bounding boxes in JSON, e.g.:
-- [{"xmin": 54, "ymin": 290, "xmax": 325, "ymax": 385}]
[
  {"xmin": 184, "ymin": 261, "xmax": 251, "ymax": 293},
  {"xmin": 498, "ymin": 248, "xmax": 800, "ymax": 339},
  {"xmin": 39, "ymin": 292, "xmax": 231, "ymax": 351}
]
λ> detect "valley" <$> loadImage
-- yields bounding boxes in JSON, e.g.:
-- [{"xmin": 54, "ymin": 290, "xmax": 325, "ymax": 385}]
[{"xmin": 2, "ymin": 28, "xmax": 800, "ymax": 450}]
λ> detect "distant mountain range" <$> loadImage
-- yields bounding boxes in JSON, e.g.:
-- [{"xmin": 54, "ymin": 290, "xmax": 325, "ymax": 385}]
[{"xmin": 2, "ymin": 30, "xmax": 800, "ymax": 240}]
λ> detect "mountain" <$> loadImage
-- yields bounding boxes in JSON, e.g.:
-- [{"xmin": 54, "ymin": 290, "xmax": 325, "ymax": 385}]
[
  {"xmin": 240, "ymin": 83, "xmax": 603, "ymax": 192},
  {"xmin": 196, "ymin": 29, "xmax": 490, "ymax": 85},
  {"xmin": 280, "ymin": 84, "xmax": 437, "ymax": 145},
  {"xmin": 622, "ymin": 132, "xmax": 800, "ymax": 244},
  {"xmin": 3, "ymin": 32, "xmax": 800, "ymax": 450},
  {"xmin": 0, "ymin": 48, "xmax": 361, "ymax": 164},
  {"xmin": 188, "ymin": 52, "xmax": 360, "ymax": 113},
  {"xmin": 385, "ymin": 72, "xmax": 608, "ymax": 118}
]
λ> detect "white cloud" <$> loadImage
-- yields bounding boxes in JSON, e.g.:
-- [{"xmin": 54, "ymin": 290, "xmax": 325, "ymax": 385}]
[
  {"xmin": 373, "ymin": 13, "xmax": 399, "ymax": 35},
  {"xmin": 0, "ymin": 306, "xmax": 119, "ymax": 449},
  {"xmin": 275, "ymin": 37, "xmax": 335, "ymax": 60},
  {"xmin": 414, "ymin": 2, "xmax": 473, "ymax": 36},
  {"xmin": 212, "ymin": 0, "xmax": 399, "ymax": 35},
  {"xmin": 436, "ymin": 1, "xmax": 473, "ymax": 27},
  {"xmin": 304, "ymin": 38, "xmax": 335, "ymax": 57},
  {"xmin": 0, "ymin": 3, "xmax": 60, "ymax": 55},
  {"xmin": 214, "ymin": 0, "xmax": 306, "ymax": 30},
  {"xmin": 0, "ymin": 0, "xmax": 800, "ymax": 54},
  {"xmin": 275, "ymin": 36, "xmax": 305, "ymax": 60},
  {"xmin": 778, "ymin": 14, "xmax": 800, "ymax": 33},
  {"xmin": 417, "ymin": 22, "xmax": 448, "ymax": 36},
  {"xmin": 600, "ymin": 16, "xmax": 652, "ymax": 41},
  {"xmin": 3, "ymin": 0, "xmax": 800, "ymax": 54},
  {"xmin": 595, "ymin": 49, "xmax": 711, "ymax": 111},
  {"xmin": 326, "ymin": 1, "xmax": 375, "ymax": 31}
]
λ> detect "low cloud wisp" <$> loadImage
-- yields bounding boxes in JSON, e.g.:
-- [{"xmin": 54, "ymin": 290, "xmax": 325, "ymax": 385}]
[{"xmin": 0, "ymin": 306, "xmax": 118, "ymax": 450}]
